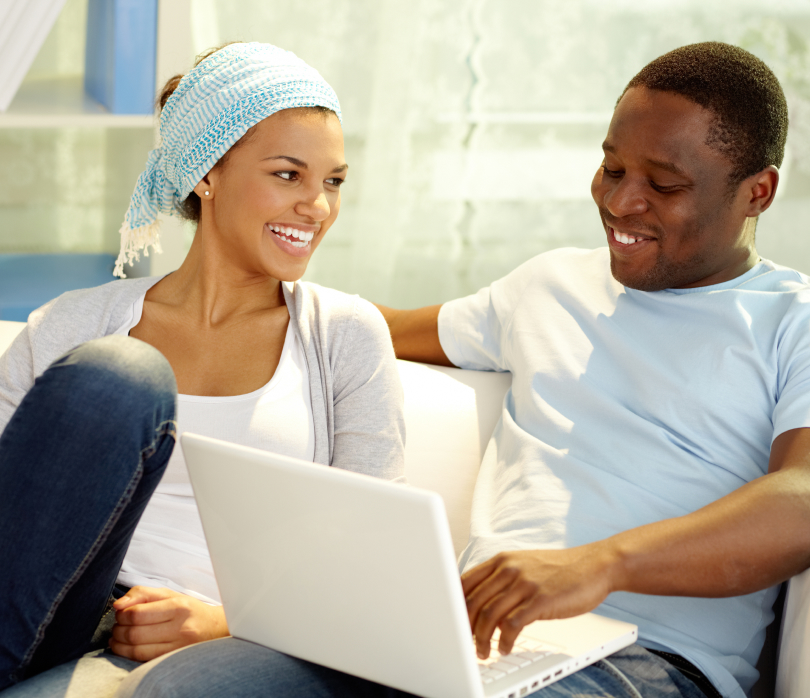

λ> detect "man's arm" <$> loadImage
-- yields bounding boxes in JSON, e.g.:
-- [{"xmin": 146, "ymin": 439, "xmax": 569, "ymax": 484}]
[
  {"xmin": 463, "ymin": 427, "xmax": 810, "ymax": 659},
  {"xmin": 375, "ymin": 304, "xmax": 455, "ymax": 367}
]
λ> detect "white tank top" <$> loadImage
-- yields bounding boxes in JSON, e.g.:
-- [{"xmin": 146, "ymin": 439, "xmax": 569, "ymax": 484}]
[{"xmin": 113, "ymin": 294, "xmax": 315, "ymax": 604}]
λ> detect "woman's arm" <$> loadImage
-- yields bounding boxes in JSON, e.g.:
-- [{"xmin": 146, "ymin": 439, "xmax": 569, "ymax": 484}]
[{"xmin": 329, "ymin": 300, "xmax": 407, "ymax": 478}]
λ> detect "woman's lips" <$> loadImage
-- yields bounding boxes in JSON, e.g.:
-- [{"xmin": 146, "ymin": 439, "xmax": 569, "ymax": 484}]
[{"xmin": 267, "ymin": 224, "xmax": 312, "ymax": 258}]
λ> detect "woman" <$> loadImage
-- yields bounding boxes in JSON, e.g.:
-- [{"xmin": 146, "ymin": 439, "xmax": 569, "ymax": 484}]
[{"xmin": 0, "ymin": 43, "xmax": 404, "ymax": 696}]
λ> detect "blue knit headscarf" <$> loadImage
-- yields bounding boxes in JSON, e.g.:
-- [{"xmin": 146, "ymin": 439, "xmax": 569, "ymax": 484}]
[{"xmin": 114, "ymin": 42, "xmax": 342, "ymax": 277}]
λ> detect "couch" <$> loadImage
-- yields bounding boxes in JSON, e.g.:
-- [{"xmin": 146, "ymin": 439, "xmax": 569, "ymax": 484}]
[{"xmin": 0, "ymin": 319, "xmax": 807, "ymax": 697}]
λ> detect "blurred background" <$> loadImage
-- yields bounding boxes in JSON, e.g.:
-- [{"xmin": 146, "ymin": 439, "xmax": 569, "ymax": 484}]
[{"xmin": 1, "ymin": 0, "xmax": 809, "ymax": 313}]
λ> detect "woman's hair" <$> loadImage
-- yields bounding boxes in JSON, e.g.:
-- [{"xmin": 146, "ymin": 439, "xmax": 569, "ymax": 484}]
[{"xmin": 158, "ymin": 43, "xmax": 334, "ymax": 224}]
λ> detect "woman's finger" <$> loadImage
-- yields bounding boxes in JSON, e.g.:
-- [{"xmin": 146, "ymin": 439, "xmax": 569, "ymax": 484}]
[
  {"xmin": 109, "ymin": 637, "xmax": 181, "ymax": 662},
  {"xmin": 115, "ymin": 597, "xmax": 184, "ymax": 626},
  {"xmin": 113, "ymin": 586, "xmax": 177, "ymax": 610}
]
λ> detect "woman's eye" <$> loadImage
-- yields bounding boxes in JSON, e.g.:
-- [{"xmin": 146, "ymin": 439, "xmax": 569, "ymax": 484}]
[
  {"xmin": 275, "ymin": 171, "xmax": 296, "ymax": 181},
  {"xmin": 325, "ymin": 177, "xmax": 345, "ymax": 187}
]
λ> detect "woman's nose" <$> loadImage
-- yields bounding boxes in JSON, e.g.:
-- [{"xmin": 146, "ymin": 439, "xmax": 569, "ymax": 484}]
[{"xmin": 297, "ymin": 190, "xmax": 331, "ymax": 221}]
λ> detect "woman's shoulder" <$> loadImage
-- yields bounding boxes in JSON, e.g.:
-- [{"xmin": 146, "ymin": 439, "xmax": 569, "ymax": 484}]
[
  {"xmin": 27, "ymin": 276, "xmax": 160, "ymax": 366},
  {"xmin": 289, "ymin": 281, "xmax": 388, "ymax": 338}
]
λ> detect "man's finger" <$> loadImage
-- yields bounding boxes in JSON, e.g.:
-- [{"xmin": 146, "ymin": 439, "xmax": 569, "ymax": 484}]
[
  {"xmin": 465, "ymin": 564, "xmax": 517, "ymax": 632},
  {"xmin": 472, "ymin": 584, "xmax": 533, "ymax": 658},
  {"xmin": 497, "ymin": 599, "xmax": 545, "ymax": 655},
  {"xmin": 115, "ymin": 598, "xmax": 182, "ymax": 626},
  {"xmin": 461, "ymin": 557, "xmax": 499, "ymax": 596}
]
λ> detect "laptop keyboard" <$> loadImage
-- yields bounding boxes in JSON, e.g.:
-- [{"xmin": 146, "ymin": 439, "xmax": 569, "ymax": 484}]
[{"xmin": 477, "ymin": 633, "xmax": 556, "ymax": 685}]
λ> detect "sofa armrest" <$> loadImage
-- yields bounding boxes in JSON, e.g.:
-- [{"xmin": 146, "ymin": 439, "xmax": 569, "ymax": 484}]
[{"xmin": 776, "ymin": 567, "xmax": 810, "ymax": 697}]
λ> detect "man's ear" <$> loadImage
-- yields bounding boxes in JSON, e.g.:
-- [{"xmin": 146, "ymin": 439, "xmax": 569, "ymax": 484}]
[{"xmin": 744, "ymin": 165, "xmax": 779, "ymax": 217}]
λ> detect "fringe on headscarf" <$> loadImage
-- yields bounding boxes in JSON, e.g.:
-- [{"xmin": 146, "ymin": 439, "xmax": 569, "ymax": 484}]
[{"xmin": 113, "ymin": 220, "xmax": 164, "ymax": 278}]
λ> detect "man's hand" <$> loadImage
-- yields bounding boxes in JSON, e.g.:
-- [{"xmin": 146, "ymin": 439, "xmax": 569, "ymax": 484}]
[
  {"xmin": 109, "ymin": 586, "xmax": 229, "ymax": 662},
  {"xmin": 461, "ymin": 546, "xmax": 618, "ymax": 659}
]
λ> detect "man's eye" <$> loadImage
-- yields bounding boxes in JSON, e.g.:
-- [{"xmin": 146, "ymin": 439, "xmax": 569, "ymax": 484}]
[
  {"xmin": 602, "ymin": 165, "xmax": 622, "ymax": 178},
  {"xmin": 650, "ymin": 181, "xmax": 679, "ymax": 193}
]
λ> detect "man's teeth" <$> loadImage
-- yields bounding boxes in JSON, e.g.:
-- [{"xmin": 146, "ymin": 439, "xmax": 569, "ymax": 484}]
[
  {"xmin": 270, "ymin": 225, "xmax": 315, "ymax": 247},
  {"xmin": 613, "ymin": 229, "xmax": 644, "ymax": 245}
]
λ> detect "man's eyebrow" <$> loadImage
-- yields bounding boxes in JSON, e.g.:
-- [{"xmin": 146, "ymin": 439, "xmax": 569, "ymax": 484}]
[
  {"xmin": 601, "ymin": 143, "xmax": 689, "ymax": 179},
  {"xmin": 262, "ymin": 155, "xmax": 349, "ymax": 174},
  {"xmin": 645, "ymin": 158, "xmax": 688, "ymax": 179}
]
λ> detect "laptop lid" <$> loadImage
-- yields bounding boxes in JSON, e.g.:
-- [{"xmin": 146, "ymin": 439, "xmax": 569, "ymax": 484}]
[{"xmin": 182, "ymin": 432, "xmax": 484, "ymax": 698}]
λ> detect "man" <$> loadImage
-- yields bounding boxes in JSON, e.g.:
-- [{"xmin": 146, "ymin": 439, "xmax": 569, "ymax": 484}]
[{"xmin": 379, "ymin": 42, "xmax": 810, "ymax": 698}]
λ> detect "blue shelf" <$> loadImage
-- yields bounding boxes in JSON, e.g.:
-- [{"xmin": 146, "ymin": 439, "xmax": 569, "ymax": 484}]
[{"xmin": 0, "ymin": 254, "xmax": 117, "ymax": 321}]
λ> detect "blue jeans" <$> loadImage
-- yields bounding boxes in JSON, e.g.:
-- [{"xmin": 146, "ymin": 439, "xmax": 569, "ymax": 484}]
[
  {"xmin": 116, "ymin": 638, "xmax": 709, "ymax": 698},
  {"xmin": 0, "ymin": 336, "xmax": 177, "ymax": 693}
]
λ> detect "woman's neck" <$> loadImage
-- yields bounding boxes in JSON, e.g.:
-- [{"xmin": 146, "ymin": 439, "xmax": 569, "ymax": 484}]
[{"xmin": 146, "ymin": 230, "xmax": 287, "ymax": 328}]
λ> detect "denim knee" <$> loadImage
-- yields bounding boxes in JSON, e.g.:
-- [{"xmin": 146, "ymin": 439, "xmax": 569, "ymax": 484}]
[
  {"xmin": 50, "ymin": 335, "xmax": 176, "ymax": 416},
  {"xmin": 35, "ymin": 336, "xmax": 178, "ymax": 471}
]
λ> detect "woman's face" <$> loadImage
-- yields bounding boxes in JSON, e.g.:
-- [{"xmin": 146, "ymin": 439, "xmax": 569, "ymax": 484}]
[{"xmin": 197, "ymin": 108, "xmax": 346, "ymax": 281}]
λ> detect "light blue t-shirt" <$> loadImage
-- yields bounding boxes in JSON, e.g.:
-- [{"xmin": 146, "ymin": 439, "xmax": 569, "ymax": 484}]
[{"xmin": 438, "ymin": 247, "xmax": 810, "ymax": 698}]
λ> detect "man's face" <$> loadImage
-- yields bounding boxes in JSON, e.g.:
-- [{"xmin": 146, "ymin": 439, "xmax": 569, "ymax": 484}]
[{"xmin": 591, "ymin": 87, "xmax": 757, "ymax": 291}]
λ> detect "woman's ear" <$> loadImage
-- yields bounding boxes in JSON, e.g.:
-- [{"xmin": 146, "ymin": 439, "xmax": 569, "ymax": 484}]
[{"xmin": 193, "ymin": 173, "xmax": 214, "ymax": 200}]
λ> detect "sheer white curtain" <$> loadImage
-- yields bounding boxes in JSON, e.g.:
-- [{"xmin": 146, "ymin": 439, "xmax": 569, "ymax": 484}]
[
  {"xmin": 199, "ymin": 0, "xmax": 810, "ymax": 307},
  {"xmin": 3, "ymin": 0, "xmax": 808, "ymax": 304}
]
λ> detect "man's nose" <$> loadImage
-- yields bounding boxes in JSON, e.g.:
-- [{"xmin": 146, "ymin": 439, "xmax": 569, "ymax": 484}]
[{"xmin": 603, "ymin": 176, "xmax": 648, "ymax": 219}]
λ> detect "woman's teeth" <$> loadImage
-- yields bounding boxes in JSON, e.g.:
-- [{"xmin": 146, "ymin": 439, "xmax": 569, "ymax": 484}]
[{"xmin": 270, "ymin": 225, "xmax": 315, "ymax": 248}]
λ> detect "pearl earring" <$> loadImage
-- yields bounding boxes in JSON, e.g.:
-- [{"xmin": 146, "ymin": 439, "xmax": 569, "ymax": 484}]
[{"xmin": 204, "ymin": 191, "xmax": 210, "ymax": 196}]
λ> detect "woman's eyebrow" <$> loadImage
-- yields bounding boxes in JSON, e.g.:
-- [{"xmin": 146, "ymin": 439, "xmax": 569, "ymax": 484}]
[
  {"xmin": 263, "ymin": 155, "xmax": 308, "ymax": 167},
  {"xmin": 262, "ymin": 156, "xmax": 349, "ymax": 174}
]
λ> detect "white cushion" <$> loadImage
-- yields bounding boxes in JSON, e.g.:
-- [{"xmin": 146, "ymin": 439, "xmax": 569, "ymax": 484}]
[
  {"xmin": 396, "ymin": 360, "xmax": 510, "ymax": 557},
  {"xmin": 0, "ymin": 320, "xmax": 25, "ymax": 351}
]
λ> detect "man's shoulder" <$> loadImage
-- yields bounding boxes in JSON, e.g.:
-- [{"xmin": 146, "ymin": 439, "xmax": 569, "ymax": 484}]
[
  {"xmin": 493, "ymin": 247, "xmax": 613, "ymax": 298},
  {"xmin": 751, "ymin": 259, "xmax": 810, "ymax": 293}
]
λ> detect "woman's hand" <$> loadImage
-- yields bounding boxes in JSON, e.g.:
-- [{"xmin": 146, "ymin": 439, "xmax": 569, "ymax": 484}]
[{"xmin": 109, "ymin": 586, "xmax": 229, "ymax": 662}]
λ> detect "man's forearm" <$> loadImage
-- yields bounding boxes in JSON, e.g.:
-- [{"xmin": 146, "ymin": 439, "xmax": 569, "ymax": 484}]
[
  {"xmin": 608, "ymin": 464, "xmax": 810, "ymax": 598},
  {"xmin": 463, "ymin": 427, "xmax": 810, "ymax": 657},
  {"xmin": 375, "ymin": 304, "xmax": 455, "ymax": 366}
]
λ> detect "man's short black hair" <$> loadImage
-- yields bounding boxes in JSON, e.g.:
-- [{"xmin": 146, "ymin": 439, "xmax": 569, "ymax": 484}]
[{"xmin": 622, "ymin": 42, "xmax": 789, "ymax": 187}]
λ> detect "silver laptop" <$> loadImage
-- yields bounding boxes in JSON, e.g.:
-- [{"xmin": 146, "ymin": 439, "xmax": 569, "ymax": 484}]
[{"xmin": 182, "ymin": 433, "xmax": 637, "ymax": 698}]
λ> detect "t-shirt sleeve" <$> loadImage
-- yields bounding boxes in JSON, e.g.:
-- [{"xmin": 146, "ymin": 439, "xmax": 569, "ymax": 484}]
[
  {"xmin": 439, "ymin": 285, "xmax": 510, "ymax": 373},
  {"xmin": 772, "ymin": 304, "xmax": 810, "ymax": 441},
  {"xmin": 330, "ymin": 297, "xmax": 406, "ymax": 482}
]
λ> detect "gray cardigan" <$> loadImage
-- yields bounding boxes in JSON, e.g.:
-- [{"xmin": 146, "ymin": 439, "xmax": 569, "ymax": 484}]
[{"xmin": 0, "ymin": 277, "xmax": 405, "ymax": 480}]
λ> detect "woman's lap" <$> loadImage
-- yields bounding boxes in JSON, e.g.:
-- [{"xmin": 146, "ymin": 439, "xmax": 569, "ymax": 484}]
[
  {"xmin": 116, "ymin": 639, "xmax": 707, "ymax": 698},
  {"xmin": 0, "ymin": 651, "xmax": 141, "ymax": 698}
]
